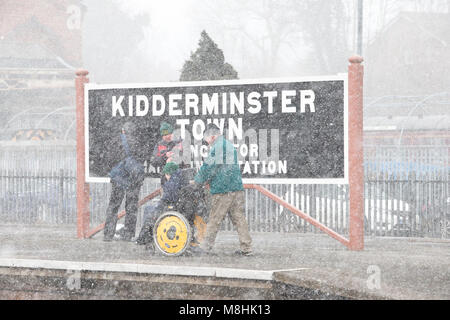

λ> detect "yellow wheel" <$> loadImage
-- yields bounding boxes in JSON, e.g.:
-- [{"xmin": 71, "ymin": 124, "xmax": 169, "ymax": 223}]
[{"xmin": 153, "ymin": 211, "xmax": 192, "ymax": 256}]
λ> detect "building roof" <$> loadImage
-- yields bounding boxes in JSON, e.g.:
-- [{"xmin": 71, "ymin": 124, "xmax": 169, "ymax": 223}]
[
  {"xmin": 398, "ymin": 12, "xmax": 450, "ymax": 46},
  {"xmin": 0, "ymin": 40, "xmax": 68, "ymax": 69},
  {"xmin": 369, "ymin": 12, "xmax": 450, "ymax": 48},
  {"xmin": 0, "ymin": 0, "xmax": 83, "ymax": 67}
]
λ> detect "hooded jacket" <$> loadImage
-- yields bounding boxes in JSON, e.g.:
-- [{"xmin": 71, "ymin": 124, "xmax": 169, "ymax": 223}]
[
  {"xmin": 161, "ymin": 169, "xmax": 188, "ymax": 204},
  {"xmin": 194, "ymin": 135, "xmax": 244, "ymax": 195}
]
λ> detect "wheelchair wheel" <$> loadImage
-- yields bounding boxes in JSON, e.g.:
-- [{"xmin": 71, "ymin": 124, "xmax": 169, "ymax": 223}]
[{"xmin": 153, "ymin": 211, "xmax": 192, "ymax": 256}]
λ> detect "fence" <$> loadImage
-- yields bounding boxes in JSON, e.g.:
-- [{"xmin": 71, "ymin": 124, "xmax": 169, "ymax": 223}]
[
  {"xmin": 361, "ymin": 145, "xmax": 449, "ymax": 238},
  {"xmin": 0, "ymin": 141, "xmax": 76, "ymax": 173},
  {"xmin": 0, "ymin": 169, "xmax": 76, "ymax": 224},
  {"xmin": 0, "ymin": 144, "xmax": 448, "ymax": 238},
  {"xmin": 364, "ymin": 178, "xmax": 448, "ymax": 238},
  {"xmin": 1, "ymin": 170, "xmax": 448, "ymax": 239}
]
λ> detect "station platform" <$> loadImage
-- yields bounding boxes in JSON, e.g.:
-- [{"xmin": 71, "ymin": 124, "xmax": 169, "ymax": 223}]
[{"xmin": 0, "ymin": 224, "xmax": 448, "ymax": 300}]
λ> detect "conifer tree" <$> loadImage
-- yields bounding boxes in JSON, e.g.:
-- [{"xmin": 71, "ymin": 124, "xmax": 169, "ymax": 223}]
[{"xmin": 180, "ymin": 31, "xmax": 238, "ymax": 81}]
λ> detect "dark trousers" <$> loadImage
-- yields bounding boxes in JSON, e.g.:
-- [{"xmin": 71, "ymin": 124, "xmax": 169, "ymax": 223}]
[{"xmin": 104, "ymin": 182, "xmax": 142, "ymax": 240}]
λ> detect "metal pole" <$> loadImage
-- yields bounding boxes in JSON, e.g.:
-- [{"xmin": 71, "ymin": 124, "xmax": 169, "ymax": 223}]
[
  {"xmin": 75, "ymin": 69, "xmax": 90, "ymax": 239},
  {"xmin": 348, "ymin": 56, "xmax": 364, "ymax": 250},
  {"xmin": 357, "ymin": 0, "xmax": 364, "ymax": 56}
]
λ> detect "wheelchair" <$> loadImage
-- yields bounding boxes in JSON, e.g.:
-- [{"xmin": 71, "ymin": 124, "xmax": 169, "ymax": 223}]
[{"xmin": 150, "ymin": 168, "xmax": 209, "ymax": 256}]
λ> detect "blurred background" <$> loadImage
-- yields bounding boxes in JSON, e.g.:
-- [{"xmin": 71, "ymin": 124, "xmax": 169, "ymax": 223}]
[
  {"xmin": 1, "ymin": 0, "xmax": 449, "ymax": 142},
  {"xmin": 0, "ymin": 0, "xmax": 448, "ymax": 238},
  {"xmin": 0, "ymin": 0, "xmax": 449, "ymax": 143}
]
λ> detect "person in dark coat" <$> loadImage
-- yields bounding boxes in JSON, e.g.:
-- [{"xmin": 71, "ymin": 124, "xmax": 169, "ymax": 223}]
[
  {"xmin": 103, "ymin": 121, "xmax": 146, "ymax": 242},
  {"xmin": 135, "ymin": 162, "xmax": 189, "ymax": 246}
]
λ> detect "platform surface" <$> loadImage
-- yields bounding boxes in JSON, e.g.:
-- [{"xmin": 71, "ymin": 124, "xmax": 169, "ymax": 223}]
[{"xmin": 0, "ymin": 224, "xmax": 449, "ymax": 300}]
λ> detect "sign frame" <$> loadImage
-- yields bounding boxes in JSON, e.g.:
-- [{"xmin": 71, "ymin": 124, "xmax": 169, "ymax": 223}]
[{"xmin": 84, "ymin": 74, "xmax": 349, "ymax": 185}]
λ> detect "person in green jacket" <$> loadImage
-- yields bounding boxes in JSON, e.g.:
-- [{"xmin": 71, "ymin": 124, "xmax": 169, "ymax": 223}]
[{"xmin": 192, "ymin": 123, "xmax": 252, "ymax": 256}]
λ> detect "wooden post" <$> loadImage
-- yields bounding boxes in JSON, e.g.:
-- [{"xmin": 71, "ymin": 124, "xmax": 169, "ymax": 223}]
[
  {"xmin": 75, "ymin": 69, "xmax": 90, "ymax": 239},
  {"xmin": 348, "ymin": 56, "xmax": 364, "ymax": 250}
]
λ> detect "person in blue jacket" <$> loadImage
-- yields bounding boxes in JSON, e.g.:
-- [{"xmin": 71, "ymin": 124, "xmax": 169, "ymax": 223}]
[
  {"xmin": 104, "ymin": 122, "xmax": 145, "ymax": 242},
  {"xmin": 135, "ymin": 162, "xmax": 188, "ymax": 246}
]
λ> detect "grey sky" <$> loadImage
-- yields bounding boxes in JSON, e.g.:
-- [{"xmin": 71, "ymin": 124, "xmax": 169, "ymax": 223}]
[{"xmin": 83, "ymin": 0, "xmax": 450, "ymax": 82}]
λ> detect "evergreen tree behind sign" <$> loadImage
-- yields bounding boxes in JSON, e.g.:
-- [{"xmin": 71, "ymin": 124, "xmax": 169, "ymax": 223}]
[{"xmin": 180, "ymin": 31, "xmax": 238, "ymax": 81}]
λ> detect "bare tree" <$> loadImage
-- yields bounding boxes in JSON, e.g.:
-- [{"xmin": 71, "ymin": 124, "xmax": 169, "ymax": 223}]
[
  {"xmin": 82, "ymin": 0, "xmax": 151, "ymax": 83},
  {"xmin": 290, "ymin": 0, "xmax": 354, "ymax": 74},
  {"xmin": 195, "ymin": 0, "xmax": 449, "ymax": 78},
  {"xmin": 196, "ymin": 0, "xmax": 301, "ymax": 77}
]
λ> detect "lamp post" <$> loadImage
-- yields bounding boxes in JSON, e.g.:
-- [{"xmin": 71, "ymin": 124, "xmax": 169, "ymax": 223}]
[{"xmin": 357, "ymin": 0, "xmax": 363, "ymax": 56}]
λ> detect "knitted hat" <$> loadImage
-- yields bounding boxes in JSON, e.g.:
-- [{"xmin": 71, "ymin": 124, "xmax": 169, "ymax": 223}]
[
  {"xmin": 160, "ymin": 122, "xmax": 174, "ymax": 136},
  {"xmin": 162, "ymin": 162, "xmax": 179, "ymax": 175}
]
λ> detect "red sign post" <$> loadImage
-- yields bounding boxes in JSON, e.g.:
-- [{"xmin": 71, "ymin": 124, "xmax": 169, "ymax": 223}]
[
  {"xmin": 348, "ymin": 56, "xmax": 365, "ymax": 250},
  {"xmin": 75, "ymin": 69, "xmax": 90, "ymax": 239}
]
